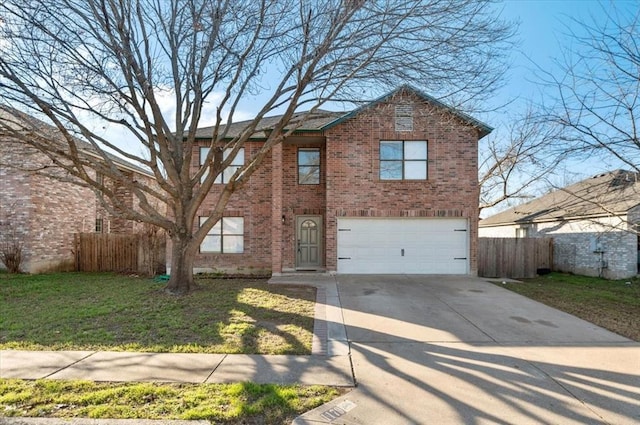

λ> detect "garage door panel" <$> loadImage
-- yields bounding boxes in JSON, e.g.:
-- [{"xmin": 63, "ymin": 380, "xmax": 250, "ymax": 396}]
[{"xmin": 337, "ymin": 218, "xmax": 469, "ymax": 274}]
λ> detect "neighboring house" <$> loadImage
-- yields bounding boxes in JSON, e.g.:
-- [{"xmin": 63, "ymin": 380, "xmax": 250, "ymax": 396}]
[
  {"xmin": 186, "ymin": 85, "xmax": 491, "ymax": 276},
  {"xmin": 0, "ymin": 107, "xmax": 157, "ymax": 273},
  {"xmin": 479, "ymin": 170, "xmax": 640, "ymax": 279}
]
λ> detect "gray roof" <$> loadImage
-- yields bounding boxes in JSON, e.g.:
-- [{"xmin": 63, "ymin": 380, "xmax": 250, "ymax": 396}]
[
  {"xmin": 480, "ymin": 170, "xmax": 640, "ymax": 227},
  {"xmin": 194, "ymin": 109, "xmax": 345, "ymax": 139},
  {"xmin": 194, "ymin": 85, "xmax": 493, "ymax": 140},
  {"xmin": 0, "ymin": 106, "xmax": 152, "ymax": 177}
]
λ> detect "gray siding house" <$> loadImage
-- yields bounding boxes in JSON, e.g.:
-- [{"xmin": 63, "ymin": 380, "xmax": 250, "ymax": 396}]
[{"xmin": 479, "ymin": 170, "xmax": 640, "ymax": 279}]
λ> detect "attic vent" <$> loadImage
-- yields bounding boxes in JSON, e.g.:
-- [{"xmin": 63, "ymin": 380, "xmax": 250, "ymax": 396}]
[{"xmin": 395, "ymin": 104, "xmax": 413, "ymax": 132}]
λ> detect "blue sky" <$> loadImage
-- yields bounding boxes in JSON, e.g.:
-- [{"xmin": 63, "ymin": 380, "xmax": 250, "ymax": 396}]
[
  {"xmin": 499, "ymin": 0, "xmax": 639, "ymax": 111},
  {"xmin": 221, "ymin": 2, "xmax": 631, "ymax": 126},
  {"xmin": 491, "ymin": 0, "xmax": 624, "ymax": 119},
  {"xmin": 483, "ymin": 1, "xmax": 638, "ymax": 186},
  {"xmin": 500, "ymin": 0, "xmax": 594, "ymax": 105}
]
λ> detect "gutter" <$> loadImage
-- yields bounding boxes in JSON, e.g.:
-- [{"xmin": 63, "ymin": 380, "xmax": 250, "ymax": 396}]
[{"xmin": 479, "ymin": 211, "xmax": 632, "ymax": 228}]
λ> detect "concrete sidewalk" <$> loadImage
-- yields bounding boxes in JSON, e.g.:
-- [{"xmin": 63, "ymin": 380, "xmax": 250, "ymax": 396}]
[
  {"xmin": 0, "ymin": 350, "xmax": 353, "ymax": 386},
  {"xmin": 0, "ymin": 274, "xmax": 353, "ymax": 387}
]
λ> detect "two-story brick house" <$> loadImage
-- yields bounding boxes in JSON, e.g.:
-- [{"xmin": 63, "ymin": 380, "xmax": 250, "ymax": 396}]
[
  {"xmin": 190, "ymin": 86, "xmax": 491, "ymax": 275},
  {"xmin": 0, "ymin": 106, "xmax": 158, "ymax": 273}
]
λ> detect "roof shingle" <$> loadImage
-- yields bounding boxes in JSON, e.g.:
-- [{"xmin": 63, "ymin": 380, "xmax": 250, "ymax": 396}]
[
  {"xmin": 480, "ymin": 170, "xmax": 640, "ymax": 226},
  {"xmin": 0, "ymin": 106, "xmax": 152, "ymax": 176},
  {"xmin": 194, "ymin": 85, "xmax": 493, "ymax": 140},
  {"xmin": 193, "ymin": 109, "xmax": 345, "ymax": 139}
]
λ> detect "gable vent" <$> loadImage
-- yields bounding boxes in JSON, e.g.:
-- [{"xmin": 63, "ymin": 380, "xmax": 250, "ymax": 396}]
[{"xmin": 395, "ymin": 104, "xmax": 413, "ymax": 132}]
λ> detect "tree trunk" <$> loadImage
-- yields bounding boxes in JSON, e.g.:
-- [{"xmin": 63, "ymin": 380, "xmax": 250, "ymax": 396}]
[{"xmin": 165, "ymin": 233, "xmax": 198, "ymax": 295}]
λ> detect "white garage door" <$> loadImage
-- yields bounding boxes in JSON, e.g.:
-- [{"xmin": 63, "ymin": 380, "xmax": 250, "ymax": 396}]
[{"xmin": 337, "ymin": 218, "xmax": 469, "ymax": 274}]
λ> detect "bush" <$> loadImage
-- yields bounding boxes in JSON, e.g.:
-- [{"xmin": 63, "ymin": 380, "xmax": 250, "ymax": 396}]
[
  {"xmin": 1, "ymin": 238, "xmax": 23, "ymax": 273},
  {"xmin": 0, "ymin": 217, "xmax": 24, "ymax": 273}
]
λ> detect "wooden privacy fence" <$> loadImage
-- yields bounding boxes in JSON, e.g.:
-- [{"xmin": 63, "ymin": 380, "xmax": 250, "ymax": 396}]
[
  {"xmin": 478, "ymin": 237, "xmax": 553, "ymax": 279},
  {"xmin": 74, "ymin": 233, "xmax": 165, "ymax": 275}
]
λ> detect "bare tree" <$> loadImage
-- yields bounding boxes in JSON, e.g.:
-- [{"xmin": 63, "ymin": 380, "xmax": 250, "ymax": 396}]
[
  {"xmin": 542, "ymin": 5, "xmax": 640, "ymax": 172},
  {"xmin": 479, "ymin": 110, "xmax": 565, "ymax": 215},
  {"xmin": 0, "ymin": 0, "xmax": 514, "ymax": 293},
  {"xmin": 530, "ymin": 4, "xmax": 640, "ymax": 238}
]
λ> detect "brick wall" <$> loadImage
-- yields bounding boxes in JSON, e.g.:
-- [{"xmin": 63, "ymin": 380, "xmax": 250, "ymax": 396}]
[
  {"xmin": 280, "ymin": 143, "xmax": 326, "ymax": 270},
  {"xmin": 0, "ymin": 140, "xmax": 33, "ymax": 271},
  {"xmin": 0, "ymin": 140, "xmax": 96, "ymax": 272},
  {"xmin": 1, "ymin": 137, "xmax": 163, "ymax": 273},
  {"xmin": 538, "ymin": 217, "xmax": 637, "ymax": 279},
  {"xmin": 628, "ymin": 206, "xmax": 640, "ymax": 277},
  {"xmin": 190, "ymin": 140, "xmax": 327, "ymax": 274},
  {"xmin": 191, "ymin": 141, "xmax": 273, "ymax": 274},
  {"xmin": 108, "ymin": 173, "xmax": 135, "ymax": 233},
  {"xmin": 324, "ymin": 91, "xmax": 480, "ymax": 273},
  {"xmin": 95, "ymin": 170, "xmax": 162, "ymax": 234}
]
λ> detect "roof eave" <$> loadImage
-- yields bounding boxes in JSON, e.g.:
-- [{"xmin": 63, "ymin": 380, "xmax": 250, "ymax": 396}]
[{"xmin": 479, "ymin": 210, "xmax": 633, "ymax": 228}]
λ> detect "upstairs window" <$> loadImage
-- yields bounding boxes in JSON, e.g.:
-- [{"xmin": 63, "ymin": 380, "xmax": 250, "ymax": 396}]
[
  {"xmin": 380, "ymin": 140, "xmax": 427, "ymax": 180},
  {"xmin": 298, "ymin": 148, "xmax": 320, "ymax": 184},
  {"xmin": 200, "ymin": 217, "xmax": 244, "ymax": 253},
  {"xmin": 199, "ymin": 147, "xmax": 244, "ymax": 184}
]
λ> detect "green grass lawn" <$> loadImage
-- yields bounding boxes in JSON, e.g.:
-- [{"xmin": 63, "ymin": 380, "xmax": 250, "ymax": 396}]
[
  {"xmin": 0, "ymin": 272, "xmax": 316, "ymax": 354},
  {"xmin": 0, "ymin": 273, "xmax": 345, "ymax": 422},
  {"xmin": 0, "ymin": 379, "xmax": 342, "ymax": 423},
  {"xmin": 496, "ymin": 273, "xmax": 640, "ymax": 341}
]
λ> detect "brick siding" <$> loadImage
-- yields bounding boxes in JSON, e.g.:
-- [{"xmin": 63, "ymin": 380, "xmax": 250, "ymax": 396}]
[
  {"xmin": 193, "ymin": 90, "xmax": 481, "ymax": 275},
  {"xmin": 95, "ymin": 170, "xmax": 161, "ymax": 234},
  {"xmin": 0, "ymin": 141, "xmax": 96, "ymax": 272},
  {"xmin": 324, "ymin": 92, "xmax": 479, "ymax": 273},
  {"xmin": 280, "ymin": 143, "xmax": 327, "ymax": 271},
  {"xmin": 1, "ymin": 138, "xmax": 162, "ymax": 273},
  {"xmin": 191, "ymin": 141, "xmax": 274, "ymax": 275}
]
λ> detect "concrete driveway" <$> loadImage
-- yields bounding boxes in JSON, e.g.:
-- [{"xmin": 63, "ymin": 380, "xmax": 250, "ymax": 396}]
[{"xmin": 295, "ymin": 275, "xmax": 640, "ymax": 424}]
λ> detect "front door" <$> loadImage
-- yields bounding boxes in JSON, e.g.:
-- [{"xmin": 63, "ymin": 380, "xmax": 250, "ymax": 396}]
[{"xmin": 296, "ymin": 216, "xmax": 322, "ymax": 269}]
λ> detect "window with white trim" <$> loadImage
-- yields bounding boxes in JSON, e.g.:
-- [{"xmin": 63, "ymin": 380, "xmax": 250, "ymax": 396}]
[
  {"xmin": 379, "ymin": 140, "xmax": 427, "ymax": 180},
  {"xmin": 200, "ymin": 217, "xmax": 244, "ymax": 253},
  {"xmin": 199, "ymin": 147, "xmax": 244, "ymax": 184}
]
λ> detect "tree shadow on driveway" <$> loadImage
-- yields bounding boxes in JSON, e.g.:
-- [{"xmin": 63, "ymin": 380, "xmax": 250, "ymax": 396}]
[
  {"xmin": 312, "ymin": 275, "xmax": 640, "ymax": 424},
  {"xmin": 345, "ymin": 339, "xmax": 639, "ymax": 424}
]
